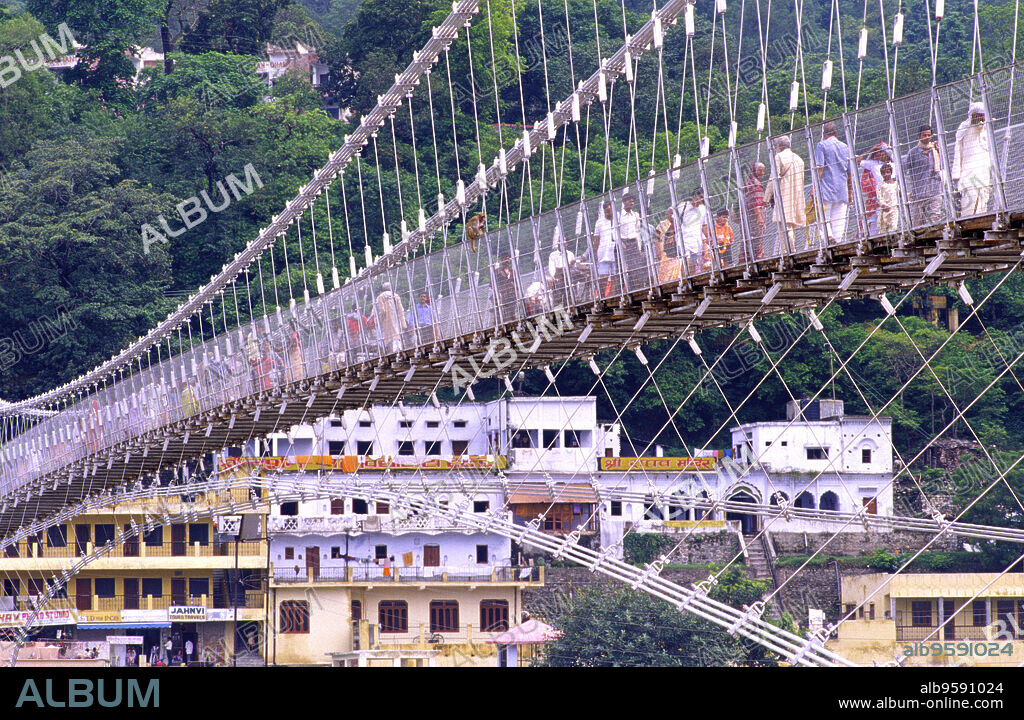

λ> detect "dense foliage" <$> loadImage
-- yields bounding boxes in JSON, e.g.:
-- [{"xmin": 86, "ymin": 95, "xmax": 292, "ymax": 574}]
[{"xmin": 538, "ymin": 568, "xmax": 784, "ymax": 666}]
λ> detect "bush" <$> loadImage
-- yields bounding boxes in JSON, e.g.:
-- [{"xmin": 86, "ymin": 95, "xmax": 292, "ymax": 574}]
[
  {"xmin": 865, "ymin": 548, "xmax": 900, "ymax": 572},
  {"xmin": 623, "ymin": 533, "xmax": 677, "ymax": 566}
]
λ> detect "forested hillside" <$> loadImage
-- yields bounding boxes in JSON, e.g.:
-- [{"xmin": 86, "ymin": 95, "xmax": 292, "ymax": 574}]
[{"xmin": 2, "ymin": 0, "xmax": 1024, "ymax": 543}]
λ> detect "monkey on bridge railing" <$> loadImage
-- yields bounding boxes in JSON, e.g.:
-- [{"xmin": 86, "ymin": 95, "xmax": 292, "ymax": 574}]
[{"xmin": 466, "ymin": 212, "xmax": 486, "ymax": 251}]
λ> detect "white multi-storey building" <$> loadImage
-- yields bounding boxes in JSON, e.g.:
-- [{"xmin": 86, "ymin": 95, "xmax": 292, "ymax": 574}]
[{"xmin": 598, "ymin": 398, "xmax": 894, "ymax": 550}]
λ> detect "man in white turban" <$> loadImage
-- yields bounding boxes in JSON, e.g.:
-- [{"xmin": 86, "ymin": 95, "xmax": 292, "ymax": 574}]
[{"xmin": 952, "ymin": 102, "xmax": 993, "ymax": 216}]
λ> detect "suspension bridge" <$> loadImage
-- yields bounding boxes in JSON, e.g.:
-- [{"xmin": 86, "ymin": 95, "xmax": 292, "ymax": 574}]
[{"xmin": 3, "ymin": 0, "xmax": 1024, "ymax": 667}]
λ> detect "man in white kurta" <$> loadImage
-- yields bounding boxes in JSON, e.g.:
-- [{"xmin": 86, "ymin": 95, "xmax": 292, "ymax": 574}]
[{"xmin": 952, "ymin": 102, "xmax": 993, "ymax": 216}]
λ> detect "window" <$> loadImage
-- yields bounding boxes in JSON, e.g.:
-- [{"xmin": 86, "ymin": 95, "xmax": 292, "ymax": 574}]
[
  {"xmin": 806, "ymin": 447, "xmax": 827, "ymax": 460},
  {"xmin": 399, "ymin": 420, "xmax": 413, "ymax": 428},
  {"xmin": 46, "ymin": 579, "xmax": 68, "ymax": 599},
  {"xmin": 351, "ymin": 600, "xmax": 362, "ymax": 621},
  {"xmin": 280, "ymin": 502, "xmax": 299, "ymax": 516},
  {"xmin": 356, "ymin": 441, "xmax": 373, "ymax": 455},
  {"xmin": 476, "ymin": 544, "xmax": 489, "ymax": 564},
  {"xmin": 188, "ymin": 524, "xmax": 209, "ymax": 546},
  {"xmin": 379, "ymin": 601, "xmax": 408, "ymax": 632},
  {"xmin": 861, "ymin": 448, "xmax": 872, "ymax": 463},
  {"xmin": 47, "ymin": 525, "xmax": 67, "ymax": 548},
  {"xmin": 451, "ymin": 440, "xmax": 469, "ymax": 456},
  {"xmin": 280, "ymin": 601, "xmax": 310, "ymax": 633},
  {"xmin": 142, "ymin": 526, "xmax": 163, "ymax": 547},
  {"xmin": 911, "ymin": 601, "xmax": 932, "ymax": 627},
  {"xmin": 189, "ymin": 578, "xmax": 209, "ymax": 598},
  {"xmin": 284, "ymin": 547, "xmax": 294, "ymax": 560},
  {"xmin": 375, "ymin": 545, "xmax": 388, "ymax": 560},
  {"xmin": 427, "ymin": 421, "xmax": 439, "ymax": 428},
  {"xmin": 331, "ymin": 547, "xmax": 342, "ymax": 559},
  {"xmin": 123, "ymin": 525, "xmax": 138, "ymax": 557},
  {"xmin": 141, "ymin": 578, "xmax": 162, "ymax": 598},
  {"xmin": 423, "ymin": 545, "xmax": 440, "ymax": 567},
  {"xmin": 996, "ymin": 600, "xmax": 1019, "ymax": 639},
  {"xmin": 329, "ymin": 419, "xmax": 343, "ymax": 428},
  {"xmin": 819, "ymin": 491, "xmax": 839, "ymax": 512},
  {"xmin": 94, "ymin": 524, "xmax": 116, "ymax": 547},
  {"xmin": 868, "ymin": 603, "xmax": 875, "ymax": 620},
  {"xmin": 375, "ymin": 502, "xmax": 390, "ymax": 515},
  {"xmin": 358, "ymin": 420, "xmax": 371, "ymax": 428},
  {"xmin": 973, "ymin": 600, "xmax": 987, "ymax": 627},
  {"xmin": 4, "ymin": 542, "xmax": 18, "ymax": 558},
  {"xmin": 398, "ymin": 441, "xmax": 415, "ymax": 456},
  {"xmin": 543, "ymin": 429, "xmax": 559, "ymax": 449},
  {"xmin": 610, "ymin": 500, "xmax": 623, "ymax": 516},
  {"xmin": 564, "ymin": 430, "xmax": 582, "ymax": 448},
  {"xmin": 474, "ymin": 500, "xmax": 490, "ymax": 513},
  {"xmin": 429, "ymin": 600, "xmax": 459, "ymax": 633},
  {"xmin": 425, "ymin": 441, "xmax": 441, "ymax": 456},
  {"xmin": 94, "ymin": 578, "xmax": 116, "ymax": 598},
  {"xmin": 330, "ymin": 498, "xmax": 346, "ymax": 515},
  {"xmin": 795, "ymin": 492, "xmax": 816, "ymax": 510},
  {"xmin": 454, "ymin": 420, "xmax": 467, "ymax": 428},
  {"xmin": 480, "ymin": 600, "xmax": 510, "ymax": 631},
  {"xmin": 351, "ymin": 499, "xmax": 368, "ymax": 514},
  {"xmin": 511, "ymin": 430, "xmax": 534, "ymax": 448},
  {"xmin": 328, "ymin": 440, "xmax": 345, "ymax": 455}
]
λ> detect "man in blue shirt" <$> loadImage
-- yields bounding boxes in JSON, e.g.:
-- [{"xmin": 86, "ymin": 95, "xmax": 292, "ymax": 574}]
[
  {"xmin": 813, "ymin": 121, "xmax": 852, "ymax": 245},
  {"xmin": 407, "ymin": 291, "xmax": 434, "ymax": 346},
  {"xmin": 903, "ymin": 125, "xmax": 944, "ymax": 227}
]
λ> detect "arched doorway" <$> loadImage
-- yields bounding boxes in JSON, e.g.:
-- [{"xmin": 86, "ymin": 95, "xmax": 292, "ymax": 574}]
[
  {"xmin": 725, "ymin": 491, "xmax": 759, "ymax": 534},
  {"xmin": 819, "ymin": 491, "xmax": 839, "ymax": 511},
  {"xmin": 795, "ymin": 491, "xmax": 816, "ymax": 509}
]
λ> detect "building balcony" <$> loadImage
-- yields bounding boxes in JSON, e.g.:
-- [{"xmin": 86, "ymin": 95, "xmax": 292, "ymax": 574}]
[
  {"xmin": 894, "ymin": 610, "xmax": 1023, "ymax": 643},
  {"xmin": 271, "ymin": 564, "xmax": 543, "ymax": 586},
  {"xmin": 0, "ymin": 540, "xmax": 265, "ymax": 571},
  {"xmin": 268, "ymin": 512, "xmax": 511, "ymax": 536},
  {"xmin": 77, "ymin": 486, "xmax": 268, "ymax": 515},
  {"xmin": 335, "ymin": 619, "xmax": 520, "ymax": 666},
  {"xmin": 2, "ymin": 592, "xmax": 264, "ymax": 620}
]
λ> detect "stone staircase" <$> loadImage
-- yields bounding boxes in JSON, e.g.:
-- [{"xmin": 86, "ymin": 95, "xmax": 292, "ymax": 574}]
[
  {"xmin": 744, "ymin": 534, "xmax": 785, "ymax": 622},
  {"xmin": 743, "ymin": 534, "xmax": 772, "ymax": 580}
]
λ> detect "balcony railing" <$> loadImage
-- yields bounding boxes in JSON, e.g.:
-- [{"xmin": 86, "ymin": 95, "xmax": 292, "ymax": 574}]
[
  {"xmin": 1, "ymin": 539, "xmax": 264, "ymax": 561},
  {"xmin": 268, "ymin": 512, "xmax": 511, "ymax": 535},
  {"xmin": 349, "ymin": 618, "xmax": 511, "ymax": 653},
  {"xmin": 272, "ymin": 564, "xmax": 543, "ymax": 584},
  {"xmin": 9, "ymin": 591, "xmax": 265, "ymax": 614},
  {"xmin": 894, "ymin": 610, "xmax": 1020, "ymax": 642}
]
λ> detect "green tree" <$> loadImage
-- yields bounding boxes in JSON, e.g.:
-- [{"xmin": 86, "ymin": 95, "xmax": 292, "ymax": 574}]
[
  {"xmin": 539, "ymin": 569, "xmax": 779, "ymax": 667},
  {"xmin": 0, "ymin": 137, "xmax": 174, "ymax": 397},
  {"xmin": 179, "ymin": 0, "xmax": 292, "ymax": 55},
  {"xmin": 27, "ymin": 0, "xmax": 165, "ymax": 103}
]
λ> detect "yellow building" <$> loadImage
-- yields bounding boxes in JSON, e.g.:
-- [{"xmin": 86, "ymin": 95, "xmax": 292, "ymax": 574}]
[
  {"xmin": 0, "ymin": 486, "xmax": 268, "ymax": 666},
  {"xmin": 268, "ymin": 565, "xmax": 544, "ymax": 666},
  {"xmin": 829, "ymin": 572, "xmax": 1024, "ymax": 667}
]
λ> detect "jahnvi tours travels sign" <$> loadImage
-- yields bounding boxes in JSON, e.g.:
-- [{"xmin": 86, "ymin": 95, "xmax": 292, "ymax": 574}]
[{"xmin": 168, "ymin": 606, "xmax": 206, "ymax": 622}]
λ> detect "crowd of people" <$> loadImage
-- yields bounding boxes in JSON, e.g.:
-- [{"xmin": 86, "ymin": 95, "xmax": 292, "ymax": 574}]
[{"xmin": 0, "ymin": 105, "xmax": 1001, "ymax": 492}]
